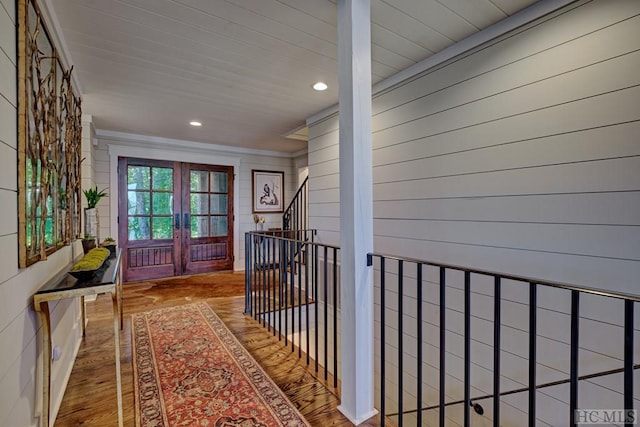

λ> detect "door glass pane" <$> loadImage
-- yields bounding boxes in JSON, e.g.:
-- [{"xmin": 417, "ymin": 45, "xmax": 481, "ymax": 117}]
[
  {"xmin": 152, "ymin": 217, "xmax": 173, "ymax": 239},
  {"xmin": 210, "ymin": 172, "xmax": 227, "ymax": 193},
  {"xmin": 190, "ymin": 194, "xmax": 208, "ymax": 214},
  {"xmin": 210, "ymin": 195, "xmax": 227, "ymax": 214},
  {"xmin": 152, "ymin": 167, "xmax": 173, "ymax": 190},
  {"xmin": 190, "ymin": 171, "xmax": 208, "ymax": 192},
  {"xmin": 210, "ymin": 216, "xmax": 228, "ymax": 237},
  {"xmin": 128, "ymin": 192, "xmax": 150, "ymax": 215},
  {"xmin": 152, "ymin": 193, "xmax": 173, "ymax": 215},
  {"xmin": 128, "ymin": 166, "xmax": 150, "ymax": 190},
  {"xmin": 191, "ymin": 216, "xmax": 208, "ymax": 238},
  {"xmin": 128, "ymin": 217, "xmax": 150, "ymax": 240}
]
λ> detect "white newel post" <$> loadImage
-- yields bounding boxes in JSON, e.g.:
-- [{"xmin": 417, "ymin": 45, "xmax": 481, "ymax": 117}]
[{"xmin": 337, "ymin": 0, "xmax": 376, "ymax": 424}]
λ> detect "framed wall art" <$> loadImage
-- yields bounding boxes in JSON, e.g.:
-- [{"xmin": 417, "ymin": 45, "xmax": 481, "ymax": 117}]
[
  {"xmin": 17, "ymin": 0, "xmax": 83, "ymax": 267},
  {"xmin": 252, "ymin": 170, "xmax": 284, "ymax": 213}
]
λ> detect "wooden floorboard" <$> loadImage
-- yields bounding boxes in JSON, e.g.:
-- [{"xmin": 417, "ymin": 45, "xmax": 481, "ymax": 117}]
[{"xmin": 54, "ymin": 271, "xmax": 382, "ymax": 426}]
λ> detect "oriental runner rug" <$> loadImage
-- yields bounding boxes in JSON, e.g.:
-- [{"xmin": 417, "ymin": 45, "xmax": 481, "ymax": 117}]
[{"xmin": 132, "ymin": 302, "xmax": 311, "ymax": 427}]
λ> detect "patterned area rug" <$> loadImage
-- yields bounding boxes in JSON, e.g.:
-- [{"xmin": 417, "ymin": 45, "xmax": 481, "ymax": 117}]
[{"xmin": 132, "ymin": 302, "xmax": 311, "ymax": 426}]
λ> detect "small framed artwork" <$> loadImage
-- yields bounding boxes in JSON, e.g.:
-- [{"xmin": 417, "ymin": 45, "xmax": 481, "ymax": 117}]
[{"xmin": 252, "ymin": 170, "xmax": 285, "ymax": 213}]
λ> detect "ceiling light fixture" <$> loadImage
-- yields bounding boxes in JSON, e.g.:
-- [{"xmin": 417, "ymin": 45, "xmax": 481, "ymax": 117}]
[
  {"xmin": 312, "ymin": 82, "xmax": 328, "ymax": 91},
  {"xmin": 189, "ymin": 121, "xmax": 202, "ymax": 127}
]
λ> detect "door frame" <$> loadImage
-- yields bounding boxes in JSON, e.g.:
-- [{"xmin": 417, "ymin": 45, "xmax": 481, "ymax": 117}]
[{"xmin": 107, "ymin": 143, "xmax": 242, "ymax": 271}]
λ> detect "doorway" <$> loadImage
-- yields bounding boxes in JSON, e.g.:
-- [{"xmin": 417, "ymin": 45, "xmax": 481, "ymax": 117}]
[{"xmin": 118, "ymin": 158, "xmax": 234, "ymax": 282}]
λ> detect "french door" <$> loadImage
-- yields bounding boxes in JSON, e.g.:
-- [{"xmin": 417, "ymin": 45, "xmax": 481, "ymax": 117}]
[{"xmin": 118, "ymin": 158, "xmax": 234, "ymax": 282}]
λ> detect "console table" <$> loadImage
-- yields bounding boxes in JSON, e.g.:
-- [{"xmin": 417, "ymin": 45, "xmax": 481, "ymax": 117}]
[{"xmin": 33, "ymin": 249, "xmax": 123, "ymax": 427}]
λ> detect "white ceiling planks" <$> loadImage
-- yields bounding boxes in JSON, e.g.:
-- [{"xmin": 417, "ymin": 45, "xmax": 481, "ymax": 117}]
[{"xmin": 49, "ymin": 0, "xmax": 540, "ymax": 152}]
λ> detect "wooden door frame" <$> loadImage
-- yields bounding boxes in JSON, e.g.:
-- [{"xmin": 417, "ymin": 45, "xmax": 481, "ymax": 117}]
[
  {"xmin": 180, "ymin": 163, "xmax": 234, "ymax": 275},
  {"xmin": 109, "ymin": 145, "xmax": 241, "ymax": 271},
  {"xmin": 117, "ymin": 158, "xmax": 181, "ymax": 282}
]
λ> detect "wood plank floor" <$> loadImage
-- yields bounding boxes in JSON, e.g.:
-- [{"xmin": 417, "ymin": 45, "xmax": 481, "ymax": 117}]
[{"xmin": 54, "ymin": 271, "xmax": 381, "ymax": 426}]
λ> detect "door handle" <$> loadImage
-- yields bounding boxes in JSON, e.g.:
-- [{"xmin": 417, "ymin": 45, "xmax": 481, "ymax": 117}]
[
  {"xmin": 175, "ymin": 213, "xmax": 180, "ymax": 229},
  {"xmin": 184, "ymin": 213, "xmax": 190, "ymax": 229}
]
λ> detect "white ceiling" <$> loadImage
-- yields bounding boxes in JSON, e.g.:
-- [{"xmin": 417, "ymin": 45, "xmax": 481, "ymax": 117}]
[{"xmin": 49, "ymin": 0, "xmax": 541, "ymax": 153}]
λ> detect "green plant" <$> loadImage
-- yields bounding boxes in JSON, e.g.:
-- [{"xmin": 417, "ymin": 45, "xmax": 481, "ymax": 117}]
[
  {"xmin": 104, "ymin": 236, "xmax": 116, "ymax": 243},
  {"xmin": 83, "ymin": 186, "xmax": 108, "ymax": 209}
]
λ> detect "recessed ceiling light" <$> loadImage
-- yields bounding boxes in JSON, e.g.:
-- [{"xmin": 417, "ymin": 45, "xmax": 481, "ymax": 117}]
[
  {"xmin": 313, "ymin": 82, "xmax": 328, "ymax": 91},
  {"xmin": 189, "ymin": 121, "xmax": 202, "ymax": 127}
]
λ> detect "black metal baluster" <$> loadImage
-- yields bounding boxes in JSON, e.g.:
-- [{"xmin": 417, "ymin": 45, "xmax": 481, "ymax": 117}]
[
  {"xmin": 253, "ymin": 235, "xmax": 258, "ymax": 319},
  {"xmin": 439, "ymin": 267, "xmax": 446, "ymax": 427},
  {"xmin": 624, "ymin": 300, "xmax": 634, "ymax": 427},
  {"xmin": 570, "ymin": 290, "xmax": 580, "ymax": 427},
  {"xmin": 464, "ymin": 271, "xmax": 471, "ymax": 427},
  {"xmin": 244, "ymin": 233, "xmax": 250, "ymax": 314},
  {"xmin": 417, "ymin": 263, "xmax": 423, "ymax": 427},
  {"xmin": 272, "ymin": 237, "xmax": 277, "ymax": 336},
  {"xmin": 266, "ymin": 237, "xmax": 271, "ymax": 332},
  {"xmin": 291, "ymin": 239, "xmax": 296, "ymax": 352},
  {"xmin": 279, "ymin": 238, "xmax": 285, "ymax": 341},
  {"xmin": 493, "ymin": 276, "xmax": 501, "ymax": 427},
  {"xmin": 314, "ymin": 243, "xmax": 319, "ymax": 373},
  {"xmin": 305, "ymin": 242, "xmax": 310, "ymax": 365},
  {"xmin": 298, "ymin": 240, "xmax": 303, "ymax": 358},
  {"xmin": 398, "ymin": 260, "xmax": 404, "ymax": 426},
  {"xmin": 324, "ymin": 245, "xmax": 329, "ymax": 381},
  {"xmin": 261, "ymin": 238, "xmax": 266, "ymax": 327},
  {"xmin": 284, "ymin": 240, "xmax": 289, "ymax": 346},
  {"xmin": 529, "ymin": 283, "xmax": 537, "ymax": 427}
]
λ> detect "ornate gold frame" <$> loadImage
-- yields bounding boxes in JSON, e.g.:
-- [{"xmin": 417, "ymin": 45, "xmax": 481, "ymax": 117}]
[{"xmin": 17, "ymin": 0, "xmax": 82, "ymax": 267}]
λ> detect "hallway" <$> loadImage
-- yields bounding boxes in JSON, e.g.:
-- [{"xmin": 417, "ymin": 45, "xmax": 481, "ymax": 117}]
[{"xmin": 54, "ymin": 272, "xmax": 377, "ymax": 426}]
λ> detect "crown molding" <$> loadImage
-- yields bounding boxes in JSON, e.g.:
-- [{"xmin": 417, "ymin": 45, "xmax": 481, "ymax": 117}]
[
  {"xmin": 96, "ymin": 129, "xmax": 296, "ymax": 159},
  {"xmin": 291, "ymin": 148, "xmax": 308, "ymax": 158},
  {"xmin": 307, "ymin": 0, "xmax": 577, "ymax": 126}
]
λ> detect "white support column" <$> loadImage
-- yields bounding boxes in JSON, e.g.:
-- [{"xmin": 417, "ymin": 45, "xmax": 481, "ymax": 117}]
[{"xmin": 336, "ymin": 0, "xmax": 376, "ymax": 425}]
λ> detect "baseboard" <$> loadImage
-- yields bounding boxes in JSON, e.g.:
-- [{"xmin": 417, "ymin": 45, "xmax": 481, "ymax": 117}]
[{"xmin": 337, "ymin": 405, "xmax": 378, "ymax": 426}]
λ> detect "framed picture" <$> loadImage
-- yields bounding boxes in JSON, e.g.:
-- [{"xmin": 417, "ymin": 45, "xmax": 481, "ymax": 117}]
[{"xmin": 252, "ymin": 170, "xmax": 285, "ymax": 213}]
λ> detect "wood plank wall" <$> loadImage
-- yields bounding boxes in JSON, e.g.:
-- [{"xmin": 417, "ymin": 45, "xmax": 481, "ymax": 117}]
[
  {"xmin": 308, "ymin": 1, "xmax": 640, "ymax": 425},
  {"xmin": 0, "ymin": 1, "xmax": 83, "ymax": 425}
]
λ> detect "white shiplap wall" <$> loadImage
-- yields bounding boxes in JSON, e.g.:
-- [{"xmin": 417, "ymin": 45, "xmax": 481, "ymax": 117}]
[
  {"xmin": 0, "ymin": 1, "xmax": 83, "ymax": 425},
  {"xmin": 95, "ymin": 136, "xmax": 297, "ymax": 271},
  {"xmin": 308, "ymin": 1, "xmax": 640, "ymax": 425}
]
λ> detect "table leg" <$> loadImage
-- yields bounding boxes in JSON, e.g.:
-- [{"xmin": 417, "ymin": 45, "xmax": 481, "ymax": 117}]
[
  {"xmin": 38, "ymin": 302, "xmax": 51, "ymax": 427},
  {"xmin": 118, "ymin": 266, "xmax": 123, "ymax": 330},
  {"xmin": 80, "ymin": 295, "xmax": 86, "ymax": 337},
  {"xmin": 111, "ymin": 291, "xmax": 124, "ymax": 427}
]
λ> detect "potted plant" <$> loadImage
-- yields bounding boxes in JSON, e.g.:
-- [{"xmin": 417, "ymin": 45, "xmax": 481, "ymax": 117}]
[
  {"xmin": 100, "ymin": 236, "xmax": 117, "ymax": 255},
  {"xmin": 83, "ymin": 186, "xmax": 108, "ymax": 242},
  {"xmin": 82, "ymin": 234, "xmax": 96, "ymax": 254},
  {"xmin": 83, "ymin": 186, "xmax": 108, "ymax": 209}
]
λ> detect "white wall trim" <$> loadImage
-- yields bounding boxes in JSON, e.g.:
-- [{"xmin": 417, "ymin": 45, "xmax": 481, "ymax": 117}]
[
  {"xmin": 106, "ymin": 142, "xmax": 243, "ymax": 271},
  {"xmin": 97, "ymin": 129, "xmax": 296, "ymax": 159},
  {"xmin": 307, "ymin": 0, "xmax": 577, "ymax": 126},
  {"xmin": 291, "ymin": 148, "xmax": 308, "ymax": 158}
]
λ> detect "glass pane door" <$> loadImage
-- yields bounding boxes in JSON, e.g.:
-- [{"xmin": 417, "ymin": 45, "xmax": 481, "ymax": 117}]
[
  {"xmin": 119, "ymin": 158, "xmax": 234, "ymax": 281},
  {"xmin": 182, "ymin": 165, "xmax": 233, "ymax": 274},
  {"xmin": 119, "ymin": 158, "xmax": 179, "ymax": 282}
]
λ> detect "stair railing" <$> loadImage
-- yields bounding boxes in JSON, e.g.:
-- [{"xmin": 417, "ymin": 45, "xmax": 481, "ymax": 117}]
[
  {"xmin": 367, "ymin": 252, "xmax": 639, "ymax": 427},
  {"xmin": 245, "ymin": 229, "xmax": 340, "ymax": 389},
  {"xmin": 282, "ymin": 176, "xmax": 308, "ymax": 232}
]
